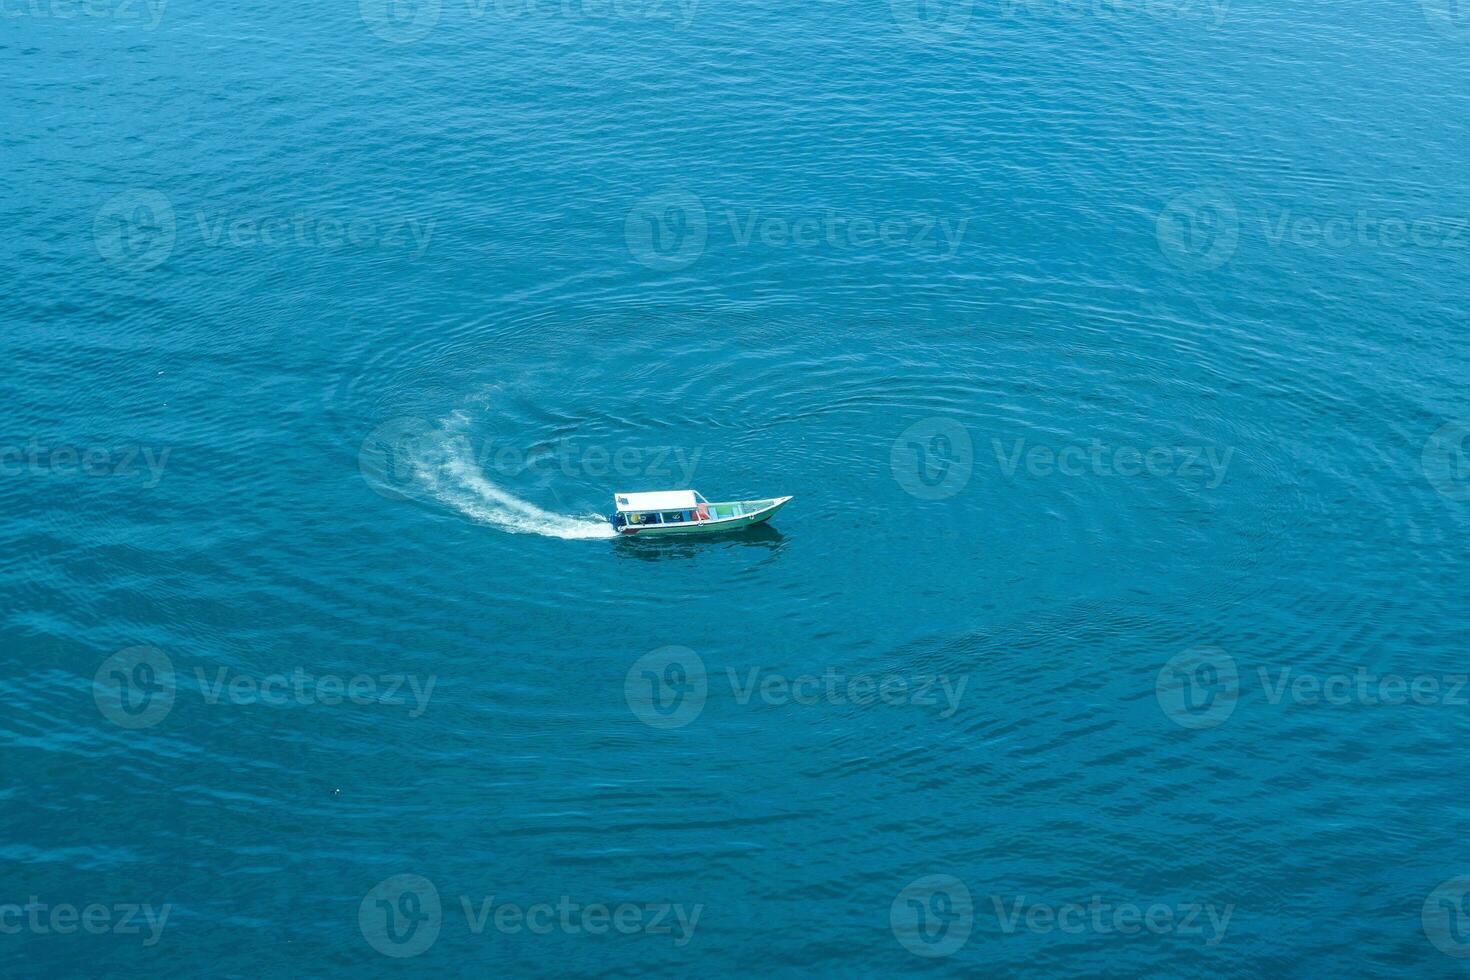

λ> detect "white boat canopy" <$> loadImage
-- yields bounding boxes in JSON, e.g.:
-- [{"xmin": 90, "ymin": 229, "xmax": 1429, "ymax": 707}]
[{"xmin": 614, "ymin": 490, "xmax": 698, "ymax": 513}]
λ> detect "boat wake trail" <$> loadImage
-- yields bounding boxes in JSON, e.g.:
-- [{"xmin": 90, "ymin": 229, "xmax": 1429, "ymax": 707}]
[{"xmin": 414, "ymin": 412, "xmax": 616, "ymax": 540}]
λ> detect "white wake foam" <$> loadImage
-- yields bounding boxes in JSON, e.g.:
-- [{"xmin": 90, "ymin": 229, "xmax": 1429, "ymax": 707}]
[{"xmin": 415, "ymin": 413, "xmax": 615, "ymax": 540}]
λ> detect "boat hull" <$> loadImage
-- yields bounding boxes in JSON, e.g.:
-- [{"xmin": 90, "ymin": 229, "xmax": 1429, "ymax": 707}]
[{"xmin": 616, "ymin": 496, "xmax": 790, "ymax": 537}]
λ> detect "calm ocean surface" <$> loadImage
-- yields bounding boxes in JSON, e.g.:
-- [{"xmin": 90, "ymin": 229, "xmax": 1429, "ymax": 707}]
[{"xmin": 5, "ymin": 0, "xmax": 1470, "ymax": 975}]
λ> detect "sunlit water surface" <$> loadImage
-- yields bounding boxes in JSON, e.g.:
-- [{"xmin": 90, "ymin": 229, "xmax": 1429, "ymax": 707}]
[{"xmin": 4, "ymin": 0, "xmax": 1470, "ymax": 975}]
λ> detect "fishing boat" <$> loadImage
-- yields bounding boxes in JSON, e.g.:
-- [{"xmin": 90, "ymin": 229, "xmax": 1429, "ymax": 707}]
[{"xmin": 609, "ymin": 490, "xmax": 792, "ymax": 536}]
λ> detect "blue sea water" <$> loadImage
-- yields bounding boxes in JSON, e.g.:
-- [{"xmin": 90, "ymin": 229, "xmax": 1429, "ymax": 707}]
[{"xmin": 5, "ymin": 0, "xmax": 1470, "ymax": 974}]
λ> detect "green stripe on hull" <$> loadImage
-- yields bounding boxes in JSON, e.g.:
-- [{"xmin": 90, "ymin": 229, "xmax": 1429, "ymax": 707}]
[{"xmin": 622, "ymin": 511, "xmax": 768, "ymax": 536}]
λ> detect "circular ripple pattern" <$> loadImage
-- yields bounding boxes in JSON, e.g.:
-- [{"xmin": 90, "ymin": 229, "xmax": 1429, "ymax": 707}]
[{"xmin": 4, "ymin": 0, "xmax": 1470, "ymax": 976}]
